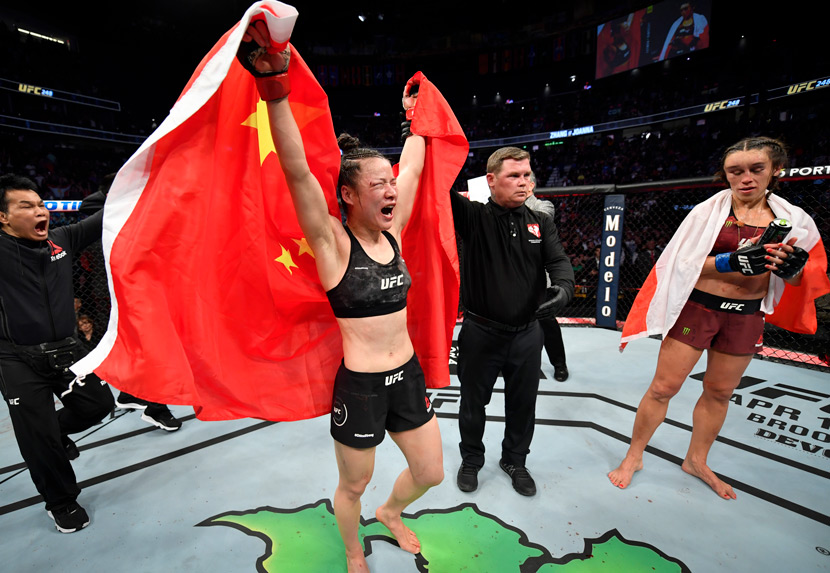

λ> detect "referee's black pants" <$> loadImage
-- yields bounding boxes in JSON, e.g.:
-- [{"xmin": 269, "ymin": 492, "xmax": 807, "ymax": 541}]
[
  {"xmin": 457, "ymin": 319, "xmax": 543, "ymax": 469},
  {"xmin": 539, "ymin": 318, "xmax": 566, "ymax": 367},
  {"xmin": 0, "ymin": 353, "xmax": 114, "ymax": 511}
]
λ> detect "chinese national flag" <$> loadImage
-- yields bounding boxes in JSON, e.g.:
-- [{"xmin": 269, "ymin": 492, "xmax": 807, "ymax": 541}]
[
  {"xmin": 73, "ymin": 2, "xmax": 345, "ymax": 421},
  {"xmin": 401, "ymin": 72, "xmax": 467, "ymax": 389}
]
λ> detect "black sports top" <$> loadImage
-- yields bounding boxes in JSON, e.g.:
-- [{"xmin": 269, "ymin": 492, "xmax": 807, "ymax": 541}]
[{"xmin": 326, "ymin": 227, "xmax": 411, "ymax": 319}]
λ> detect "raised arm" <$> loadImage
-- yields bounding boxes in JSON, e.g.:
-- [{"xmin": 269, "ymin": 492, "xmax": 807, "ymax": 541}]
[
  {"xmin": 391, "ymin": 78, "xmax": 425, "ymax": 234},
  {"xmin": 238, "ymin": 20, "xmax": 340, "ymax": 257}
]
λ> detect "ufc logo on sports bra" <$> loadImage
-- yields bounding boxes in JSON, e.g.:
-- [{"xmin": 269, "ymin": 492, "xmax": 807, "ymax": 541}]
[
  {"xmin": 720, "ymin": 302, "xmax": 745, "ymax": 312},
  {"xmin": 381, "ymin": 274, "xmax": 404, "ymax": 290},
  {"xmin": 385, "ymin": 370, "xmax": 404, "ymax": 386}
]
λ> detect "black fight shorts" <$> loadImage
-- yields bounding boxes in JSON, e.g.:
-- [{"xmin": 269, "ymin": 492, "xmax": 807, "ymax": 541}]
[{"xmin": 330, "ymin": 354, "xmax": 434, "ymax": 448}]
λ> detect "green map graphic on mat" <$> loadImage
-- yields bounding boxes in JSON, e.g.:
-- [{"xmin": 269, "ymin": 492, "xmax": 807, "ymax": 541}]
[{"xmin": 198, "ymin": 500, "xmax": 690, "ymax": 572}]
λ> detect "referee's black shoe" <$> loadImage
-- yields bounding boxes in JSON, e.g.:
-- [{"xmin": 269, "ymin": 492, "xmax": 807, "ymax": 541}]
[
  {"xmin": 499, "ymin": 460, "xmax": 536, "ymax": 496},
  {"xmin": 456, "ymin": 462, "xmax": 479, "ymax": 492}
]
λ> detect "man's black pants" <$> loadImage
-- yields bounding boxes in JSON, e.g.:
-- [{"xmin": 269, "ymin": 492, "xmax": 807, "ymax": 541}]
[
  {"xmin": 539, "ymin": 318, "xmax": 566, "ymax": 367},
  {"xmin": 0, "ymin": 353, "xmax": 114, "ymax": 511},
  {"xmin": 457, "ymin": 319, "xmax": 543, "ymax": 469}
]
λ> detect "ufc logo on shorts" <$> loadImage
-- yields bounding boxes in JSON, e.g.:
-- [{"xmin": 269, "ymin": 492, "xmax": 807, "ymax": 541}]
[
  {"xmin": 720, "ymin": 302, "xmax": 745, "ymax": 312},
  {"xmin": 737, "ymin": 254, "xmax": 753, "ymax": 275},
  {"xmin": 385, "ymin": 370, "xmax": 404, "ymax": 386},
  {"xmin": 8, "ymin": 398, "xmax": 20, "ymax": 406}
]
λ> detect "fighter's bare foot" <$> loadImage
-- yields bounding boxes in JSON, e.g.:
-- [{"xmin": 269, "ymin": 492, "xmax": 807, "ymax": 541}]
[
  {"xmin": 608, "ymin": 456, "xmax": 643, "ymax": 489},
  {"xmin": 375, "ymin": 505, "xmax": 421, "ymax": 554},
  {"xmin": 681, "ymin": 458, "xmax": 736, "ymax": 499}
]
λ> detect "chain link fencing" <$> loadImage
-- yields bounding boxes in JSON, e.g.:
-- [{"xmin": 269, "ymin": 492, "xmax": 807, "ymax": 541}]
[
  {"xmin": 537, "ymin": 172, "xmax": 829, "ymax": 371},
  {"xmin": 57, "ymin": 171, "xmax": 827, "ymax": 372}
]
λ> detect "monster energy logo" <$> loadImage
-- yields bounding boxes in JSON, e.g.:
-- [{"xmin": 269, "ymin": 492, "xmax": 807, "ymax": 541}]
[
  {"xmin": 683, "ymin": 327, "xmax": 691, "ymax": 335},
  {"xmin": 725, "ymin": 220, "xmax": 733, "ymax": 227}
]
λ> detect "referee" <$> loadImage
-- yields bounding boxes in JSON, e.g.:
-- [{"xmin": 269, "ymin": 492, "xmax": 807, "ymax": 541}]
[{"xmin": 451, "ymin": 147, "xmax": 574, "ymax": 496}]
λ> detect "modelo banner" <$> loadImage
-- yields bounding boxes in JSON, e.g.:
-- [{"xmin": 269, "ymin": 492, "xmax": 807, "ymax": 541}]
[{"xmin": 596, "ymin": 194, "xmax": 625, "ymax": 328}]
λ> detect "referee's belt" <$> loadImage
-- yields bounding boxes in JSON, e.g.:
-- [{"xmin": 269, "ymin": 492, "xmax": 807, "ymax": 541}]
[{"xmin": 464, "ymin": 311, "xmax": 534, "ymax": 333}]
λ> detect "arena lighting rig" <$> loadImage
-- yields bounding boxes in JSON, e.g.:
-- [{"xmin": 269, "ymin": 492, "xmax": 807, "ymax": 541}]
[{"xmin": 17, "ymin": 27, "xmax": 67, "ymax": 46}]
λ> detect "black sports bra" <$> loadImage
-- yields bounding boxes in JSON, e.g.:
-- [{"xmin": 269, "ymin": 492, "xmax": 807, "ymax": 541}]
[{"xmin": 326, "ymin": 227, "xmax": 411, "ymax": 318}]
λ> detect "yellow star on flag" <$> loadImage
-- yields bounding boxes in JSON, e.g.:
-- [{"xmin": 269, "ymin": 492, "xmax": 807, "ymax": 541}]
[
  {"xmin": 275, "ymin": 244, "xmax": 298, "ymax": 275},
  {"xmin": 243, "ymin": 100, "xmax": 330, "ymax": 165},
  {"xmin": 242, "ymin": 99, "xmax": 277, "ymax": 165},
  {"xmin": 293, "ymin": 237, "xmax": 315, "ymax": 258}
]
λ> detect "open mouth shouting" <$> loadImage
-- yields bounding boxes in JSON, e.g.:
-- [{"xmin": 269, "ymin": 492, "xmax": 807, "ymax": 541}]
[
  {"xmin": 34, "ymin": 218, "xmax": 49, "ymax": 238},
  {"xmin": 381, "ymin": 204, "xmax": 395, "ymax": 220},
  {"xmin": 35, "ymin": 219, "xmax": 49, "ymax": 237}
]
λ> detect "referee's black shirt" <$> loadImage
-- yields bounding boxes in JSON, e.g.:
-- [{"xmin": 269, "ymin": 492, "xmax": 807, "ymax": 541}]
[{"xmin": 451, "ymin": 192, "xmax": 574, "ymax": 327}]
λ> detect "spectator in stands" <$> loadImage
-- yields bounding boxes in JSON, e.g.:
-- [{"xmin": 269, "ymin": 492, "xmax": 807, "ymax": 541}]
[
  {"xmin": 586, "ymin": 245, "xmax": 601, "ymax": 281},
  {"xmin": 76, "ymin": 314, "xmax": 100, "ymax": 354},
  {"xmin": 609, "ymin": 136, "xmax": 829, "ymax": 499},
  {"xmin": 0, "ymin": 174, "xmax": 114, "ymax": 533},
  {"xmin": 632, "ymin": 237, "xmax": 661, "ymax": 283}
]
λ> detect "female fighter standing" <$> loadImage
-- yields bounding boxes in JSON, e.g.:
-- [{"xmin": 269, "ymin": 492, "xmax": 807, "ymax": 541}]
[{"xmin": 610, "ymin": 136, "xmax": 828, "ymax": 499}]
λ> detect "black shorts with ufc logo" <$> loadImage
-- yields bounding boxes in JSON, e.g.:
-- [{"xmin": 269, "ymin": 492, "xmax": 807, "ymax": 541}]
[{"xmin": 330, "ymin": 353, "xmax": 434, "ymax": 448}]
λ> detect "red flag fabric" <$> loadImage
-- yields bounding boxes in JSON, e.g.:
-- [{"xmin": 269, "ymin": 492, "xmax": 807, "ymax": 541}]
[
  {"xmin": 400, "ymin": 72, "xmax": 468, "ymax": 388},
  {"xmin": 73, "ymin": 2, "xmax": 346, "ymax": 421},
  {"xmin": 764, "ymin": 238, "xmax": 829, "ymax": 333}
]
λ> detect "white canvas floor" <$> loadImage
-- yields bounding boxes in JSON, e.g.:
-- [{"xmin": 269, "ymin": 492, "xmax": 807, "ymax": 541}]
[{"xmin": 2, "ymin": 326, "xmax": 828, "ymax": 572}]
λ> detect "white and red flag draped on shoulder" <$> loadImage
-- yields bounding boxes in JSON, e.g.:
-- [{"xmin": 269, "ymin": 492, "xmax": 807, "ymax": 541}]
[
  {"xmin": 72, "ymin": 1, "xmax": 347, "ymax": 421},
  {"xmin": 620, "ymin": 189, "xmax": 830, "ymax": 350},
  {"xmin": 400, "ymin": 72, "xmax": 467, "ymax": 389}
]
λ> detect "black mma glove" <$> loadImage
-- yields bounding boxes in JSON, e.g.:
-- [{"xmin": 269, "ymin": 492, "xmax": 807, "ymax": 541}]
[
  {"xmin": 237, "ymin": 29, "xmax": 291, "ymax": 101},
  {"xmin": 535, "ymin": 285, "xmax": 568, "ymax": 320},
  {"xmin": 773, "ymin": 246, "xmax": 809, "ymax": 280},
  {"xmin": 714, "ymin": 244, "xmax": 769, "ymax": 276},
  {"xmin": 401, "ymin": 119, "xmax": 413, "ymax": 142}
]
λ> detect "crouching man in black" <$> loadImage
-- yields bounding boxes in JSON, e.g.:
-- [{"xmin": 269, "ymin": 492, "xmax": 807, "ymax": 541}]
[{"xmin": 0, "ymin": 174, "xmax": 114, "ymax": 533}]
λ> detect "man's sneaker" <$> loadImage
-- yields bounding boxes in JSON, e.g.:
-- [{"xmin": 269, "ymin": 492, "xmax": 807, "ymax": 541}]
[
  {"xmin": 62, "ymin": 435, "xmax": 80, "ymax": 461},
  {"xmin": 141, "ymin": 406, "xmax": 183, "ymax": 431},
  {"xmin": 115, "ymin": 392, "xmax": 149, "ymax": 410},
  {"xmin": 456, "ymin": 462, "xmax": 480, "ymax": 493},
  {"xmin": 499, "ymin": 460, "xmax": 537, "ymax": 496},
  {"xmin": 47, "ymin": 501, "xmax": 90, "ymax": 533}
]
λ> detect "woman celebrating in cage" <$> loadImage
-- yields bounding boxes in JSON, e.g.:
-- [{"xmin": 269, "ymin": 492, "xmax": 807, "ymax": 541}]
[
  {"xmin": 237, "ymin": 18, "xmax": 448, "ymax": 573},
  {"xmin": 609, "ymin": 136, "xmax": 829, "ymax": 499}
]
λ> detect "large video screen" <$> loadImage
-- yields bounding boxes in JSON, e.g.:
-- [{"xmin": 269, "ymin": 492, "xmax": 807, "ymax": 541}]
[{"xmin": 596, "ymin": 1, "xmax": 712, "ymax": 79}]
